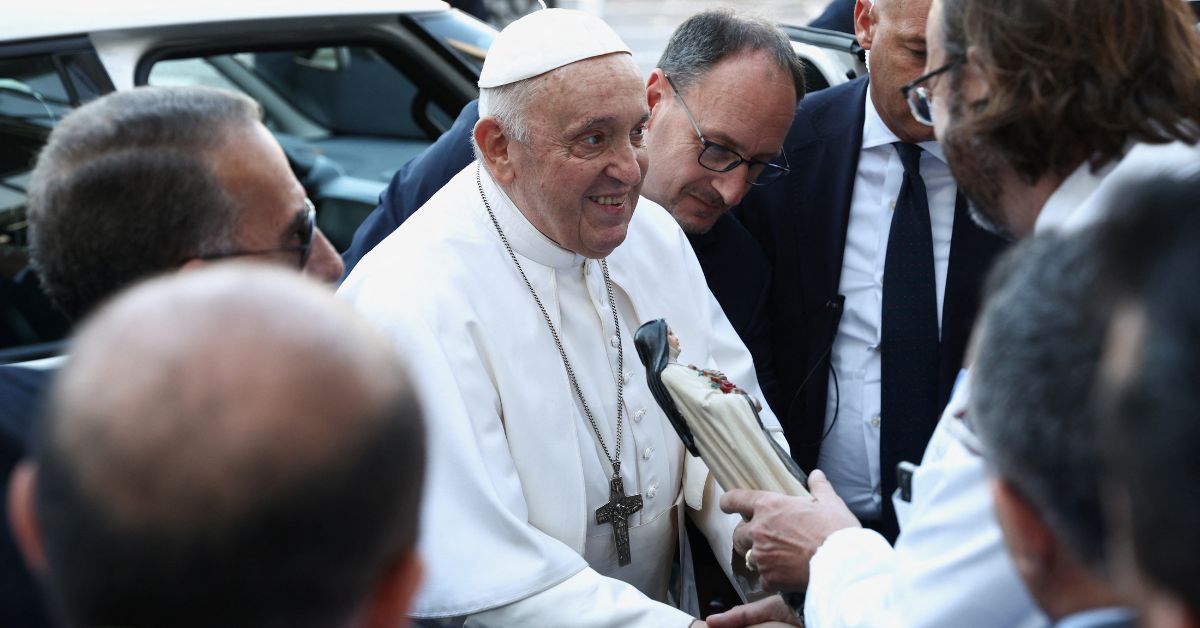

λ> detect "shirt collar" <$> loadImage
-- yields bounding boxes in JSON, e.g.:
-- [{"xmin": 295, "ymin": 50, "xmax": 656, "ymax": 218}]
[
  {"xmin": 477, "ymin": 162, "xmax": 585, "ymax": 270},
  {"xmin": 861, "ymin": 86, "xmax": 947, "ymax": 164},
  {"xmin": 1033, "ymin": 158, "xmax": 1118, "ymax": 234},
  {"xmin": 1055, "ymin": 606, "xmax": 1137, "ymax": 628}
]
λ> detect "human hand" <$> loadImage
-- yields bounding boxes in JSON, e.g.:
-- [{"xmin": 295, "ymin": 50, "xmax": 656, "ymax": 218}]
[
  {"xmin": 720, "ymin": 470, "xmax": 860, "ymax": 590},
  {"xmin": 704, "ymin": 595, "xmax": 801, "ymax": 628}
]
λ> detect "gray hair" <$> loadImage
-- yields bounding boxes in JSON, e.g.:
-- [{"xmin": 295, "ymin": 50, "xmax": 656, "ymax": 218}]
[
  {"xmin": 969, "ymin": 232, "xmax": 1109, "ymax": 571},
  {"xmin": 27, "ymin": 86, "xmax": 260, "ymax": 320},
  {"xmin": 473, "ymin": 77, "xmax": 541, "ymax": 159},
  {"xmin": 656, "ymin": 9, "xmax": 804, "ymax": 100},
  {"xmin": 35, "ymin": 264, "xmax": 425, "ymax": 628}
]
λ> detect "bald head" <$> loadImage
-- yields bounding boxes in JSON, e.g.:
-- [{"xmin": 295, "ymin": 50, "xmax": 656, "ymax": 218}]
[{"xmin": 28, "ymin": 265, "xmax": 425, "ymax": 628}]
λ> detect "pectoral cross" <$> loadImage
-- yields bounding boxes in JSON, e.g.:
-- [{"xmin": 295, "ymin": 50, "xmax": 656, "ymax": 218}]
[{"xmin": 595, "ymin": 474, "xmax": 643, "ymax": 566}]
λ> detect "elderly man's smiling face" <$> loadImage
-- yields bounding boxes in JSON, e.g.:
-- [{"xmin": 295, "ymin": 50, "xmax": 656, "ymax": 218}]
[{"xmin": 502, "ymin": 53, "xmax": 649, "ymax": 258}]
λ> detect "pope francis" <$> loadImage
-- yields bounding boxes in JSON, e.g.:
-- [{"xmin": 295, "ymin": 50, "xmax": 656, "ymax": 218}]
[{"xmin": 338, "ymin": 8, "xmax": 785, "ymax": 626}]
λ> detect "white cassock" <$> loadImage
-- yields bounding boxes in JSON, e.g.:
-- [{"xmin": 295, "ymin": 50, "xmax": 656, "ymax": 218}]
[{"xmin": 339, "ymin": 163, "xmax": 784, "ymax": 626}]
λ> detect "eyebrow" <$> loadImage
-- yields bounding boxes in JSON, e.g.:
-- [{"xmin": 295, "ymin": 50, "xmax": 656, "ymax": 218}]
[
  {"xmin": 706, "ymin": 129, "xmax": 772, "ymax": 161},
  {"xmin": 565, "ymin": 112, "xmax": 651, "ymax": 138}
]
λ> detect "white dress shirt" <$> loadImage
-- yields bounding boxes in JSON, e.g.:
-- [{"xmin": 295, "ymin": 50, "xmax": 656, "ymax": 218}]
[
  {"xmin": 804, "ymin": 140, "xmax": 1200, "ymax": 628},
  {"xmin": 1055, "ymin": 607, "xmax": 1137, "ymax": 628},
  {"xmin": 817, "ymin": 91, "xmax": 957, "ymax": 519}
]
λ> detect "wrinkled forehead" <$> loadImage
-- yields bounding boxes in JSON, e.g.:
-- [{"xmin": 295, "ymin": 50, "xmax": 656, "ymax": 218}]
[{"xmin": 529, "ymin": 54, "xmax": 647, "ymax": 128}]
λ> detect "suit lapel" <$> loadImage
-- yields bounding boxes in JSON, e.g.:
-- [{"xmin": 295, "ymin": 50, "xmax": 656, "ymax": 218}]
[
  {"xmin": 793, "ymin": 78, "xmax": 870, "ymax": 312},
  {"xmin": 938, "ymin": 193, "xmax": 1008, "ymax": 407}
]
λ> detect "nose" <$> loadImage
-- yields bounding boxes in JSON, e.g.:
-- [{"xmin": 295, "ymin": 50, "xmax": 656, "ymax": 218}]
[
  {"xmin": 606, "ymin": 140, "xmax": 645, "ymax": 187},
  {"xmin": 710, "ymin": 166, "xmax": 752, "ymax": 208},
  {"xmin": 305, "ymin": 228, "xmax": 345, "ymax": 284}
]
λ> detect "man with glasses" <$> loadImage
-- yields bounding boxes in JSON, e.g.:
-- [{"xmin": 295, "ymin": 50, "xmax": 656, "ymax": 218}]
[
  {"xmin": 708, "ymin": 0, "xmax": 1200, "ymax": 626},
  {"xmin": 341, "ymin": 9, "xmax": 802, "ymax": 412},
  {"xmin": 28, "ymin": 86, "xmax": 344, "ymax": 320},
  {"xmin": 1, "ymin": 85, "xmax": 344, "ymax": 626},
  {"xmin": 733, "ymin": 0, "xmax": 1005, "ymax": 543}
]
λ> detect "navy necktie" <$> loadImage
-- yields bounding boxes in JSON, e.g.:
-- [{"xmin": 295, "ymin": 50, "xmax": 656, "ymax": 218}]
[{"xmin": 879, "ymin": 142, "xmax": 939, "ymax": 536}]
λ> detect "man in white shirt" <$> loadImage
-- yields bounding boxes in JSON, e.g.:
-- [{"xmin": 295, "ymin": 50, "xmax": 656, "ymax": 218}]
[
  {"xmin": 735, "ymin": 0, "xmax": 1006, "ymax": 541},
  {"xmin": 339, "ymin": 8, "xmax": 801, "ymax": 627},
  {"xmin": 708, "ymin": 0, "xmax": 1200, "ymax": 626}
]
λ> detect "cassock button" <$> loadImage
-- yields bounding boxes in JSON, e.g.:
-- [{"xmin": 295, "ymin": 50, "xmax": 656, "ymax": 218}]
[
  {"xmin": 871, "ymin": 415, "xmax": 881, "ymax": 428},
  {"xmin": 646, "ymin": 484, "xmax": 658, "ymax": 499},
  {"xmin": 623, "ymin": 371, "xmax": 633, "ymax": 384},
  {"xmin": 890, "ymin": 200, "xmax": 897, "ymax": 210},
  {"xmin": 634, "ymin": 408, "xmax": 646, "ymax": 422},
  {"xmin": 610, "ymin": 334, "xmax": 620, "ymax": 348},
  {"xmin": 643, "ymin": 446, "xmax": 654, "ymax": 460}
]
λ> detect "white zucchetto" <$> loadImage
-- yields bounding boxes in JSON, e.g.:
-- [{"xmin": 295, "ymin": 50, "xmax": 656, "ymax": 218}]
[{"xmin": 478, "ymin": 8, "xmax": 631, "ymax": 116}]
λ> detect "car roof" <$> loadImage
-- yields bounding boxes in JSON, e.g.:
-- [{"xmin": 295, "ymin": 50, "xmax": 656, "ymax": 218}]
[{"xmin": 3, "ymin": 0, "xmax": 450, "ymax": 43}]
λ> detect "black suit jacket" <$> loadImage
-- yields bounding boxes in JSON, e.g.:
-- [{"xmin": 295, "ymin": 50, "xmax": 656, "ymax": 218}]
[
  {"xmin": 735, "ymin": 77, "xmax": 1006, "ymax": 540},
  {"xmin": 0, "ymin": 365, "xmax": 53, "ymax": 627}
]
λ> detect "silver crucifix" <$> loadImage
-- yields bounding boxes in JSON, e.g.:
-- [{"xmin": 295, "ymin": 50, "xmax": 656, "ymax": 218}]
[{"xmin": 595, "ymin": 474, "xmax": 644, "ymax": 566}]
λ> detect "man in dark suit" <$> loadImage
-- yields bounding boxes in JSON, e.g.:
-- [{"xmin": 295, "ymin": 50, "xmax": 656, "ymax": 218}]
[
  {"xmin": 343, "ymin": 10, "xmax": 807, "ymax": 411},
  {"xmin": 808, "ymin": 0, "xmax": 857, "ymax": 34},
  {"xmin": 734, "ymin": 0, "xmax": 1005, "ymax": 540}
]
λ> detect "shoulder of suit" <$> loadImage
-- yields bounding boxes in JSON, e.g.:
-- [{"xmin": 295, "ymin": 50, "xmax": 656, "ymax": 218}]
[{"xmin": 795, "ymin": 77, "xmax": 867, "ymax": 123}]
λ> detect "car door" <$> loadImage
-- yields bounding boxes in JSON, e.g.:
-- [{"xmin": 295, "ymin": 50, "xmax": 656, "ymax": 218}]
[{"xmin": 0, "ymin": 38, "xmax": 114, "ymax": 361}]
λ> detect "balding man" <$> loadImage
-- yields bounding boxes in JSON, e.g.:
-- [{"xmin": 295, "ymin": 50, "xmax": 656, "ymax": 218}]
[
  {"xmin": 0, "ymin": 85, "xmax": 347, "ymax": 625},
  {"xmin": 340, "ymin": 8, "xmax": 788, "ymax": 626},
  {"xmin": 7, "ymin": 265, "xmax": 425, "ymax": 628}
]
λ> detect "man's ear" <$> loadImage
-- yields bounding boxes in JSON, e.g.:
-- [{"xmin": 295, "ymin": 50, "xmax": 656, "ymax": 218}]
[
  {"xmin": 854, "ymin": 0, "xmax": 878, "ymax": 50},
  {"xmin": 8, "ymin": 461, "xmax": 47, "ymax": 574},
  {"xmin": 473, "ymin": 117, "xmax": 516, "ymax": 185},
  {"xmin": 991, "ymin": 477, "xmax": 1054, "ymax": 577},
  {"xmin": 362, "ymin": 550, "xmax": 424, "ymax": 628},
  {"xmin": 645, "ymin": 70, "xmax": 668, "ymax": 124}
]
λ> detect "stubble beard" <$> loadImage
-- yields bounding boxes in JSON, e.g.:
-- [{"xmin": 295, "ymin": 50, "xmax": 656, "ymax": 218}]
[{"xmin": 942, "ymin": 95, "xmax": 1014, "ymax": 240}]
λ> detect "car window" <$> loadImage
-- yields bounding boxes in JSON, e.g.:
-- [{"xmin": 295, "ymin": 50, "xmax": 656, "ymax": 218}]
[
  {"xmin": 150, "ymin": 47, "xmax": 452, "ymax": 143},
  {"xmin": 412, "ymin": 10, "xmax": 496, "ymax": 73},
  {"xmin": 147, "ymin": 43, "xmax": 462, "ymax": 252},
  {"xmin": 0, "ymin": 49, "xmax": 109, "ymax": 359}
]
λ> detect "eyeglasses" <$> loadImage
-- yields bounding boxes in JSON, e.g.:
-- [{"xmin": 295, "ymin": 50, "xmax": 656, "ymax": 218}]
[
  {"xmin": 199, "ymin": 198, "xmax": 316, "ymax": 269},
  {"xmin": 901, "ymin": 59, "xmax": 961, "ymax": 127},
  {"xmin": 664, "ymin": 74, "xmax": 790, "ymax": 186}
]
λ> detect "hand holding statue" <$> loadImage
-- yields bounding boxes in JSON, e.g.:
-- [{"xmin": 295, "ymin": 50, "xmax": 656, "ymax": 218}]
[{"xmin": 719, "ymin": 470, "xmax": 861, "ymax": 592}]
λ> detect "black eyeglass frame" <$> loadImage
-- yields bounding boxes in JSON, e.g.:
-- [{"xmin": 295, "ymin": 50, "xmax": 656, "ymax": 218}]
[
  {"xmin": 198, "ymin": 198, "xmax": 316, "ymax": 270},
  {"xmin": 900, "ymin": 58, "xmax": 961, "ymax": 127},
  {"xmin": 664, "ymin": 74, "xmax": 790, "ymax": 187}
]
